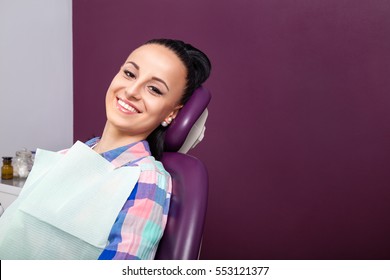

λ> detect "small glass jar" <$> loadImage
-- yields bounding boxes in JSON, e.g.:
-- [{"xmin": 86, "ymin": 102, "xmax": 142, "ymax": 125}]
[
  {"xmin": 14, "ymin": 150, "xmax": 33, "ymax": 178},
  {"xmin": 1, "ymin": 157, "xmax": 13, "ymax": 180}
]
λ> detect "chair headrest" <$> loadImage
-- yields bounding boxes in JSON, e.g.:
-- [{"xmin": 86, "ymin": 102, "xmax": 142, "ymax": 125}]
[{"xmin": 164, "ymin": 87, "xmax": 212, "ymax": 153}]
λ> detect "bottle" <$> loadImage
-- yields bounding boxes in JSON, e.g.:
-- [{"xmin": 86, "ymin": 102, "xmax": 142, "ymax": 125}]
[
  {"xmin": 1, "ymin": 157, "xmax": 13, "ymax": 180},
  {"xmin": 14, "ymin": 149, "xmax": 33, "ymax": 178}
]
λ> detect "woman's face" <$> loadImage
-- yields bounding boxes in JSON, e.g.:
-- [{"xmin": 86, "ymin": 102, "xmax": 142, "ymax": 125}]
[{"xmin": 105, "ymin": 44, "xmax": 187, "ymax": 139}]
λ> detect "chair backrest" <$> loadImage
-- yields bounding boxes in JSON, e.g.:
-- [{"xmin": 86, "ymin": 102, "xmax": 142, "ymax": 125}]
[{"xmin": 154, "ymin": 87, "xmax": 211, "ymax": 260}]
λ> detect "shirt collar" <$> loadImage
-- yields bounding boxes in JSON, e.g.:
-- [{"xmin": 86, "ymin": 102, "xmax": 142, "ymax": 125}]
[{"xmin": 85, "ymin": 137, "xmax": 151, "ymax": 168}]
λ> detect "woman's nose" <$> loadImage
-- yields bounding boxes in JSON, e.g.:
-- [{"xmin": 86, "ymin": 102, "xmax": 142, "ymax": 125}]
[{"xmin": 124, "ymin": 83, "xmax": 142, "ymax": 100}]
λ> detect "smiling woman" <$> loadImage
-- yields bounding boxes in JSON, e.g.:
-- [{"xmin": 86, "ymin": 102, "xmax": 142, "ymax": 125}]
[
  {"xmin": 0, "ymin": 38, "xmax": 211, "ymax": 260},
  {"xmin": 100, "ymin": 43, "xmax": 187, "ymax": 153}
]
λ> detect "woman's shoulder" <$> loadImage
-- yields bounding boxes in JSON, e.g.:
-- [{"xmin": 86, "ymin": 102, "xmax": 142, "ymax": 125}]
[
  {"xmin": 135, "ymin": 156, "xmax": 172, "ymax": 193},
  {"xmin": 136, "ymin": 156, "xmax": 170, "ymax": 177}
]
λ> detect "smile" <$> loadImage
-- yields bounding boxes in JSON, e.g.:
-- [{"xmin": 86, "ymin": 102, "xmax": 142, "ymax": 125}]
[{"xmin": 116, "ymin": 98, "xmax": 140, "ymax": 114}]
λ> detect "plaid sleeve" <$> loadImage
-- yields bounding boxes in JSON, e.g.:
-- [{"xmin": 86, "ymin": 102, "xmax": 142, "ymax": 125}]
[{"xmin": 98, "ymin": 166, "xmax": 172, "ymax": 260}]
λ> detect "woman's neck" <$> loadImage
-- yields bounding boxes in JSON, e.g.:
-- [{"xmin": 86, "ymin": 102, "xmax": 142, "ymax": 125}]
[{"xmin": 94, "ymin": 122, "xmax": 145, "ymax": 154}]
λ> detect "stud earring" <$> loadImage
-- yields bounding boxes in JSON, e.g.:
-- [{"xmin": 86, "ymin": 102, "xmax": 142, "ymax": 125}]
[{"xmin": 161, "ymin": 117, "xmax": 173, "ymax": 127}]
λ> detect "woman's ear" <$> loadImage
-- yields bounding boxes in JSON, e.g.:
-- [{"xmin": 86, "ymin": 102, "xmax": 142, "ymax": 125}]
[
  {"xmin": 170, "ymin": 104, "xmax": 183, "ymax": 119},
  {"xmin": 162, "ymin": 104, "xmax": 183, "ymax": 127}
]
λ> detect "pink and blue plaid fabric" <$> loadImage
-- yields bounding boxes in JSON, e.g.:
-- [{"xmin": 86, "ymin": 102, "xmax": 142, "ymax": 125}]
[{"xmin": 83, "ymin": 137, "xmax": 172, "ymax": 260}]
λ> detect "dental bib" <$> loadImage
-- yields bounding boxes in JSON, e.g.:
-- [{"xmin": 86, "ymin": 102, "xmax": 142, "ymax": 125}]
[{"xmin": 0, "ymin": 141, "xmax": 140, "ymax": 259}]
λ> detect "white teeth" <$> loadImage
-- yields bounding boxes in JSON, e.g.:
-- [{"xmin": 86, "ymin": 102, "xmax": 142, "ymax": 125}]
[{"xmin": 118, "ymin": 99, "xmax": 138, "ymax": 113}]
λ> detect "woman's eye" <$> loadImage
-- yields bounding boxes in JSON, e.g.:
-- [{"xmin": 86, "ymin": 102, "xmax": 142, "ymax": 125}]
[
  {"xmin": 124, "ymin": 70, "xmax": 136, "ymax": 78},
  {"xmin": 148, "ymin": 86, "xmax": 162, "ymax": 95}
]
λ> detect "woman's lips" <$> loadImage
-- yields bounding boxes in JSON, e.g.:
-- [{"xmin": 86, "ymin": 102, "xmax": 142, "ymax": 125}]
[{"xmin": 116, "ymin": 98, "xmax": 140, "ymax": 114}]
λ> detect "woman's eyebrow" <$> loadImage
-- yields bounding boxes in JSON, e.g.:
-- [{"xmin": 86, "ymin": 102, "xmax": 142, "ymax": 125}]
[
  {"xmin": 125, "ymin": 61, "xmax": 170, "ymax": 91},
  {"xmin": 126, "ymin": 61, "xmax": 139, "ymax": 70}
]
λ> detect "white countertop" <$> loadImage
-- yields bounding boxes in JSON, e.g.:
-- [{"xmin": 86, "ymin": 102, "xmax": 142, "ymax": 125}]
[
  {"xmin": 0, "ymin": 182, "xmax": 22, "ymax": 196},
  {"xmin": 0, "ymin": 180, "xmax": 22, "ymax": 210}
]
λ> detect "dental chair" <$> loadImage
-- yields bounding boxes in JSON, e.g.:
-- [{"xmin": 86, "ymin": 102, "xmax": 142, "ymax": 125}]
[{"xmin": 154, "ymin": 87, "xmax": 211, "ymax": 260}]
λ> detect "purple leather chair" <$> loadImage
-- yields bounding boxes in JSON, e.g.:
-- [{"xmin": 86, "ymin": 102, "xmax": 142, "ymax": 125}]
[{"xmin": 154, "ymin": 87, "xmax": 211, "ymax": 260}]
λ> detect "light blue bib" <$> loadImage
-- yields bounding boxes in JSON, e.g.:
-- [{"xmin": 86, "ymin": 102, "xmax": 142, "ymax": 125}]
[{"xmin": 0, "ymin": 141, "xmax": 140, "ymax": 259}]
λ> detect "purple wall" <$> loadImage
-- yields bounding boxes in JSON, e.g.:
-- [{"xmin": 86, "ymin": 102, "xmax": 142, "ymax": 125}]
[{"xmin": 73, "ymin": 0, "xmax": 390, "ymax": 259}]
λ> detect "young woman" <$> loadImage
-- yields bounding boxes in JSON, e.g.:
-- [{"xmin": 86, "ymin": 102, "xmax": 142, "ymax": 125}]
[{"xmin": 0, "ymin": 39, "xmax": 211, "ymax": 260}]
